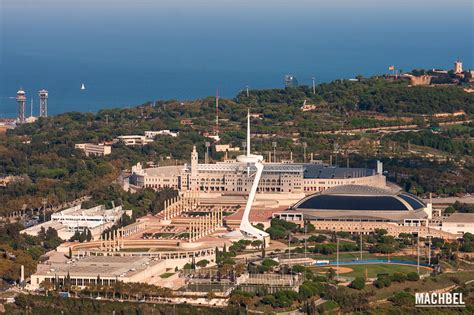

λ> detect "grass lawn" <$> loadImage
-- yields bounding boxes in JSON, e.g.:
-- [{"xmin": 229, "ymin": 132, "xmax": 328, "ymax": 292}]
[
  {"xmin": 310, "ymin": 263, "xmax": 429, "ymax": 278},
  {"xmin": 159, "ymin": 272, "xmax": 175, "ymax": 278},
  {"xmin": 307, "ymin": 252, "xmax": 425, "ymax": 264}
]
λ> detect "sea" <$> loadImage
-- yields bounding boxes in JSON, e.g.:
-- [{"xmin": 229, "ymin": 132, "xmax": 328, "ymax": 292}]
[{"xmin": 0, "ymin": 0, "xmax": 472, "ymax": 117}]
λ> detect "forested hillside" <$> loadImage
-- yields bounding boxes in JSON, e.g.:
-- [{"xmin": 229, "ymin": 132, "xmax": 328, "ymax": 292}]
[
  {"xmin": 0, "ymin": 77, "xmax": 472, "ymax": 215},
  {"xmin": 236, "ymin": 77, "xmax": 474, "ymax": 114}
]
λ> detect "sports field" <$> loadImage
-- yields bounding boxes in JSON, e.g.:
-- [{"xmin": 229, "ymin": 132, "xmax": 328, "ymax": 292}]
[{"xmin": 311, "ymin": 263, "xmax": 430, "ymax": 278}]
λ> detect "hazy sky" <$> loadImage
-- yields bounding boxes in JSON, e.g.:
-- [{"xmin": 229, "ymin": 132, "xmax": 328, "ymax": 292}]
[{"xmin": 2, "ymin": 0, "xmax": 472, "ymax": 66}]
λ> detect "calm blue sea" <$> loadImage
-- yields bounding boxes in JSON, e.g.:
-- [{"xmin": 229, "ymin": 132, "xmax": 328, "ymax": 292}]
[{"xmin": 0, "ymin": 0, "xmax": 472, "ymax": 117}]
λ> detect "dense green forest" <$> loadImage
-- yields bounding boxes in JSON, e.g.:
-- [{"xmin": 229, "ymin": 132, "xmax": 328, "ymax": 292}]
[
  {"xmin": 385, "ymin": 129, "xmax": 473, "ymax": 156},
  {"xmin": 236, "ymin": 77, "xmax": 474, "ymax": 114}
]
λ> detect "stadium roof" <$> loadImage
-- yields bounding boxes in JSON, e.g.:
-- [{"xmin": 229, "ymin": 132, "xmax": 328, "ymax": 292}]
[
  {"xmin": 295, "ymin": 185, "xmax": 425, "ymax": 211},
  {"xmin": 292, "ymin": 185, "xmax": 427, "ymax": 222}
]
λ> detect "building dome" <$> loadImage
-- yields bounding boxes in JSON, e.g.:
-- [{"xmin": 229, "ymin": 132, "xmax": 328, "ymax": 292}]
[{"xmin": 292, "ymin": 185, "xmax": 428, "ymax": 222}]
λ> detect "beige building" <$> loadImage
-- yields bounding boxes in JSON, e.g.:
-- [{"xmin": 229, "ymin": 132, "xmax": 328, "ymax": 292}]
[
  {"xmin": 215, "ymin": 144, "xmax": 240, "ymax": 152},
  {"xmin": 440, "ymin": 213, "xmax": 474, "ymax": 235},
  {"xmin": 129, "ymin": 146, "xmax": 386, "ymax": 194},
  {"xmin": 75, "ymin": 143, "xmax": 111, "ymax": 157},
  {"xmin": 454, "ymin": 60, "xmax": 463, "ymax": 74},
  {"xmin": 274, "ymin": 185, "xmax": 460, "ymax": 239},
  {"xmin": 30, "ymin": 256, "xmax": 167, "ymax": 290}
]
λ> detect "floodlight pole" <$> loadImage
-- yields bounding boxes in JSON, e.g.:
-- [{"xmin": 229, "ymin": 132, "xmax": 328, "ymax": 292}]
[
  {"xmin": 428, "ymin": 236, "xmax": 431, "ymax": 266},
  {"xmin": 360, "ymin": 220, "xmax": 363, "ymax": 261},
  {"xmin": 304, "ymin": 223, "xmax": 307, "ymax": 259},
  {"xmin": 417, "ymin": 223, "xmax": 420, "ymax": 275},
  {"xmin": 336, "ymin": 237, "xmax": 340, "ymax": 280}
]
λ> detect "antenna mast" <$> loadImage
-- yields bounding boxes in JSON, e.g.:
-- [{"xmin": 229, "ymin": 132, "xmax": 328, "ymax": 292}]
[
  {"xmin": 247, "ymin": 109, "xmax": 251, "ymax": 157},
  {"xmin": 215, "ymin": 89, "xmax": 219, "ymax": 137}
]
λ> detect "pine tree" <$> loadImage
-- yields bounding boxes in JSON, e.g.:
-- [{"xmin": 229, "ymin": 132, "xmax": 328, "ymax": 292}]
[{"xmin": 65, "ymin": 272, "xmax": 71, "ymax": 291}]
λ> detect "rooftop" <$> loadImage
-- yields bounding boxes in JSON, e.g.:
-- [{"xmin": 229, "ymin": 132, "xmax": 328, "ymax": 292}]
[
  {"xmin": 294, "ymin": 185, "xmax": 426, "ymax": 212},
  {"xmin": 143, "ymin": 165, "xmax": 184, "ymax": 177},
  {"xmin": 320, "ymin": 184, "xmax": 399, "ymax": 196},
  {"xmin": 35, "ymin": 256, "xmax": 163, "ymax": 279},
  {"xmin": 56, "ymin": 204, "xmax": 123, "ymax": 217},
  {"xmin": 303, "ymin": 164, "xmax": 374, "ymax": 179},
  {"xmin": 443, "ymin": 213, "xmax": 474, "ymax": 223}
]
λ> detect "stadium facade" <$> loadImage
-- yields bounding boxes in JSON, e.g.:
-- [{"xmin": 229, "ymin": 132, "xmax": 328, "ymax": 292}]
[{"xmin": 128, "ymin": 147, "xmax": 386, "ymax": 195}]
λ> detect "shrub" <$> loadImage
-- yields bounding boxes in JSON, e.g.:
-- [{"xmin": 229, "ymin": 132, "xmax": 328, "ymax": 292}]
[
  {"xmin": 349, "ymin": 277, "xmax": 366, "ymax": 290},
  {"xmin": 390, "ymin": 272, "xmax": 407, "ymax": 282},
  {"xmin": 449, "ymin": 276, "xmax": 461, "ymax": 285},
  {"xmin": 196, "ymin": 259, "xmax": 209, "ymax": 268},
  {"xmin": 374, "ymin": 274, "xmax": 392, "ymax": 288},
  {"xmin": 406, "ymin": 272, "xmax": 420, "ymax": 281},
  {"xmin": 389, "ymin": 291, "xmax": 415, "ymax": 307},
  {"xmin": 308, "ymin": 234, "xmax": 327, "ymax": 243},
  {"xmin": 261, "ymin": 294, "xmax": 277, "ymax": 307}
]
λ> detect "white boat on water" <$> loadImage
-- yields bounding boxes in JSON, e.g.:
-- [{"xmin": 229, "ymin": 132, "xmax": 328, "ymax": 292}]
[{"xmin": 81, "ymin": 83, "xmax": 85, "ymax": 90}]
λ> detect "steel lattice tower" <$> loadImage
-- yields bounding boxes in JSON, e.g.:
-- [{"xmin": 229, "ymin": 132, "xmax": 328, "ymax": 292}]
[
  {"xmin": 16, "ymin": 88, "xmax": 26, "ymax": 123},
  {"xmin": 39, "ymin": 89, "xmax": 48, "ymax": 117}
]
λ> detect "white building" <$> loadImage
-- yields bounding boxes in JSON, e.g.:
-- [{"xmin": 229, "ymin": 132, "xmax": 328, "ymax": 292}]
[
  {"xmin": 22, "ymin": 204, "xmax": 130, "ymax": 240},
  {"xmin": 117, "ymin": 135, "xmax": 152, "ymax": 146},
  {"xmin": 117, "ymin": 130, "xmax": 179, "ymax": 146},
  {"xmin": 145, "ymin": 130, "xmax": 179, "ymax": 138},
  {"xmin": 75, "ymin": 143, "xmax": 111, "ymax": 157}
]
